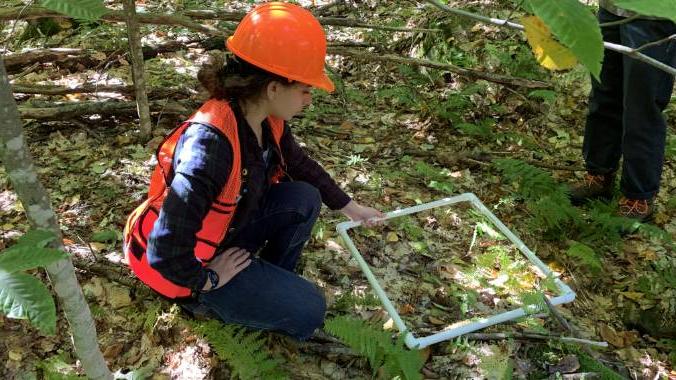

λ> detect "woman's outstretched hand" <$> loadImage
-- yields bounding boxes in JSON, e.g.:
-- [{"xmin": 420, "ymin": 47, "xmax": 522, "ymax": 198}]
[{"xmin": 340, "ymin": 200, "xmax": 385, "ymax": 227}]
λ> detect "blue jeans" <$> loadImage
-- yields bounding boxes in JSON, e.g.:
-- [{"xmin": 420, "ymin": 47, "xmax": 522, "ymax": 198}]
[
  {"xmin": 184, "ymin": 182, "xmax": 325, "ymax": 340},
  {"xmin": 583, "ymin": 9, "xmax": 676, "ymax": 199}
]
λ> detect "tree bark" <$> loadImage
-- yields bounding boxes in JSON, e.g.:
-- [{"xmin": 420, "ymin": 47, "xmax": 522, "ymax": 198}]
[
  {"xmin": 328, "ymin": 47, "xmax": 552, "ymax": 88},
  {"xmin": 0, "ymin": 57, "xmax": 112, "ymax": 379},
  {"xmin": 123, "ymin": 0, "xmax": 152, "ymax": 139}
]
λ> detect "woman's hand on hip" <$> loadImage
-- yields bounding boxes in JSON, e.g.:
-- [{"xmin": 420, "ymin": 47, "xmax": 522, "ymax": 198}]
[
  {"xmin": 204, "ymin": 247, "xmax": 251, "ymax": 291},
  {"xmin": 340, "ymin": 200, "xmax": 385, "ymax": 227}
]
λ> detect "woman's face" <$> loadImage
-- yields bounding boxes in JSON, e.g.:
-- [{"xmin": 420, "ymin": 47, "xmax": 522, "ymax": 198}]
[{"xmin": 267, "ymin": 82, "xmax": 313, "ymax": 121}]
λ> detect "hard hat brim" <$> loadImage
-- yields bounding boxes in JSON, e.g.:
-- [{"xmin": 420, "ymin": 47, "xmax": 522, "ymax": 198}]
[{"xmin": 227, "ymin": 37, "xmax": 335, "ymax": 93}]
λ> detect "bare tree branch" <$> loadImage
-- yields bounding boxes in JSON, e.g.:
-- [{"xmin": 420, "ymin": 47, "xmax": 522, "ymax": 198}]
[
  {"xmin": 423, "ymin": 0, "xmax": 676, "ymax": 76},
  {"xmin": 329, "ymin": 47, "xmax": 551, "ymax": 88}
]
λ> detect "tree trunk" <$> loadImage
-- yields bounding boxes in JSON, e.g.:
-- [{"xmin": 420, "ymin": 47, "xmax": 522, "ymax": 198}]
[
  {"xmin": 123, "ymin": 0, "xmax": 152, "ymax": 139},
  {"xmin": 0, "ymin": 57, "xmax": 112, "ymax": 380}
]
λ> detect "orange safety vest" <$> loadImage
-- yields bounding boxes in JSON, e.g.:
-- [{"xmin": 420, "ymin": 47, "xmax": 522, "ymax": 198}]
[{"xmin": 123, "ymin": 99, "xmax": 286, "ymax": 298}]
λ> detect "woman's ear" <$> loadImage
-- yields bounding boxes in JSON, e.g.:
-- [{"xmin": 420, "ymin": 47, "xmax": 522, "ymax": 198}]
[{"xmin": 266, "ymin": 81, "xmax": 281, "ymax": 101}]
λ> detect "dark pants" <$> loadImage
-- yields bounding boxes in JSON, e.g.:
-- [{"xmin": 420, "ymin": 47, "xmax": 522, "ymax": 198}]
[
  {"xmin": 185, "ymin": 182, "xmax": 325, "ymax": 340},
  {"xmin": 583, "ymin": 9, "xmax": 676, "ymax": 199}
]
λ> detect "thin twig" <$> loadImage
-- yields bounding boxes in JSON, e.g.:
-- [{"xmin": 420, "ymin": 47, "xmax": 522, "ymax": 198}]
[
  {"xmin": 465, "ymin": 332, "xmax": 608, "ymax": 347},
  {"xmin": 1, "ymin": 0, "xmax": 34, "ymax": 52},
  {"xmin": 599, "ymin": 14, "xmax": 640, "ymax": 27},
  {"xmin": 635, "ymin": 34, "xmax": 676, "ymax": 52},
  {"xmin": 8, "ymin": 62, "xmax": 39, "ymax": 81}
]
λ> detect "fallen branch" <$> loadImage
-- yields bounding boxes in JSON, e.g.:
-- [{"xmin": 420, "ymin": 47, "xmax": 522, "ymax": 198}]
[
  {"xmin": 465, "ymin": 332, "xmax": 608, "ymax": 347},
  {"xmin": 423, "ymin": 0, "xmax": 676, "ymax": 76},
  {"xmin": 329, "ymin": 47, "xmax": 551, "ymax": 88},
  {"xmin": 404, "ymin": 149, "xmax": 583, "ymax": 171},
  {"xmin": 3, "ymin": 48, "xmax": 86, "ymax": 73},
  {"xmin": 0, "ymin": 6, "xmax": 438, "ymax": 35},
  {"xmin": 11, "ymin": 83, "xmax": 194, "ymax": 98},
  {"xmin": 18, "ymin": 99, "xmax": 192, "ymax": 120}
]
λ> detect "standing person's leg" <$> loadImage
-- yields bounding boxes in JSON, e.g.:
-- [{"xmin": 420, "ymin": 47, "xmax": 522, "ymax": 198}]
[
  {"xmin": 619, "ymin": 19, "xmax": 676, "ymax": 202},
  {"xmin": 582, "ymin": 9, "xmax": 626, "ymax": 175},
  {"xmin": 571, "ymin": 9, "xmax": 626, "ymax": 204}
]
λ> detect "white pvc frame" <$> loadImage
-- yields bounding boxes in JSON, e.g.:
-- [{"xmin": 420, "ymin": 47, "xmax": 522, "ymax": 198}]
[{"xmin": 336, "ymin": 193, "xmax": 575, "ymax": 349}]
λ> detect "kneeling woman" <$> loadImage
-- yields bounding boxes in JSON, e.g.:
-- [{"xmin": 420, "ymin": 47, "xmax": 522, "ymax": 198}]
[{"xmin": 123, "ymin": 2, "xmax": 382, "ymax": 340}]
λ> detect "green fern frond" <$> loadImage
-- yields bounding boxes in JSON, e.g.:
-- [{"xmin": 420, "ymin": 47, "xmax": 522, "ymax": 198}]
[
  {"xmin": 565, "ymin": 242, "xmax": 602, "ymax": 273},
  {"xmin": 495, "ymin": 159, "xmax": 579, "ymax": 233},
  {"xmin": 324, "ymin": 316, "xmax": 423, "ymax": 380},
  {"xmin": 495, "ymin": 159, "xmax": 561, "ymax": 200},
  {"xmin": 191, "ymin": 320, "xmax": 286, "ymax": 380}
]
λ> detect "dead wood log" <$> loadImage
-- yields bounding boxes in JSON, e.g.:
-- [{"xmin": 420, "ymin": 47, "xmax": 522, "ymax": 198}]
[
  {"xmin": 3, "ymin": 48, "xmax": 88, "ymax": 73},
  {"xmin": 11, "ymin": 83, "xmax": 194, "ymax": 98},
  {"xmin": 328, "ymin": 47, "xmax": 552, "ymax": 89},
  {"xmin": 4, "ymin": 40, "xmax": 192, "ymax": 74},
  {"xmin": 18, "ymin": 100, "xmax": 192, "ymax": 120}
]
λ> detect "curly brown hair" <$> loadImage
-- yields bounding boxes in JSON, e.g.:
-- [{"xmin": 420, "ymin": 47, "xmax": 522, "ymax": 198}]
[{"xmin": 197, "ymin": 54, "xmax": 293, "ymax": 102}]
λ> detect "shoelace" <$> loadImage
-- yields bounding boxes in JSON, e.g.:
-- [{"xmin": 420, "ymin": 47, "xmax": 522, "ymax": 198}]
[
  {"xmin": 619, "ymin": 197, "xmax": 649, "ymax": 215},
  {"xmin": 583, "ymin": 174, "xmax": 606, "ymax": 188}
]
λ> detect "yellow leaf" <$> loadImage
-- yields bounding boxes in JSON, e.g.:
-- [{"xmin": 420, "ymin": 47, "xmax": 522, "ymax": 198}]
[
  {"xmin": 522, "ymin": 16, "xmax": 578, "ymax": 71},
  {"xmin": 621, "ymin": 291, "xmax": 644, "ymax": 302},
  {"xmin": 386, "ymin": 232, "xmax": 399, "ymax": 242}
]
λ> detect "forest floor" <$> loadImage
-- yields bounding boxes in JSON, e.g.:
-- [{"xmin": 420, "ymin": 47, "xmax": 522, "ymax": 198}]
[{"xmin": 1, "ymin": 0, "xmax": 675, "ymax": 379}]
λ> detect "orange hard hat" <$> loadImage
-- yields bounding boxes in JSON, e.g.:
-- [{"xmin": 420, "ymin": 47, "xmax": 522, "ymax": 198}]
[{"xmin": 226, "ymin": 2, "xmax": 334, "ymax": 93}]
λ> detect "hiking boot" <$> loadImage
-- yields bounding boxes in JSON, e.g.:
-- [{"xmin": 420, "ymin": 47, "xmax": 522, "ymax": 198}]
[
  {"xmin": 618, "ymin": 196, "xmax": 654, "ymax": 223},
  {"xmin": 569, "ymin": 172, "xmax": 615, "ymax": 205}
]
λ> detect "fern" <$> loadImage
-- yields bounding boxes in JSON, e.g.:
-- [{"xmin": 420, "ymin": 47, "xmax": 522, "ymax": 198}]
[
  {"xmin": 565, "ymin": 242, "xmax": 602, "ymax": 273},
  {"xmin": 495, "ymin": 159, "xmax": 581, "ymax": 234},
  {"xmin": 324, "ymin": 316, "xmax": 423, "ymax": 380},
  {"xmin": 190, "ymin": 320, "xmax": 286, "ymax": 380}
]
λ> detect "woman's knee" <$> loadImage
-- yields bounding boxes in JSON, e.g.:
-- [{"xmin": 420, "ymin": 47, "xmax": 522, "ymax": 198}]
[
  {"xmin": 291, "ymin": 182, "xmax": 322, "ymax": 219},
  {"xmin": 290, "ymin": 286, "xmax": 326, "ymax": 340}
]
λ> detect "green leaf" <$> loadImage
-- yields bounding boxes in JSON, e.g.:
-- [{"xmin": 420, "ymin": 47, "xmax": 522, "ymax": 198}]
[
  {"xmin": 613, "ymin": 0, "xmax": 676, "ymax": 23},
  {"xmin": 17, "ymin": 229, "xmax": 56, "ymax": 248},
  {"xmin": 0, "ymin": 243, "xmax": 67, "ymax": 274},
  {"xmin": 91, "ymin": 229, "xmax": 119, "ymax": 243},
  {"xmin": 40, "ymin": 0, "xmax": 108, "ymax": 21},
  {"xmin": 0, "ymin": 271, "xmax": 57, "ymax": 335},
  {"xmin": 527, "ymin": 0, "xmax": 603, "ymax": 79}
]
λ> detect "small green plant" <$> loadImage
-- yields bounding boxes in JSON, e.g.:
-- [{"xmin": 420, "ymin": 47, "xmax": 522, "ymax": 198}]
[
  {"xmin": 565, "ymin": 241, "xmax": 602, "ymax": 273},
  {"xmin": 495, "ymin": 159, "xmax": 580, "ymax": 235},
  {"xmin": 191, "ymin": 320, "xmax": 286, "ymax": 380},
  {"xmin": 0, "ymin": 230, "xmax": 68, "ymax": 335},
  {"xmin": 324, "ymin": 316, "xmax": 424, "ymax": 380},
  {"xmin": 413, "ymin": 161, "xmax": 454, "ymax": 194},
  {"xmin": 519, "ymin": 291, "xmax": 547, "ymax": 315}
]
